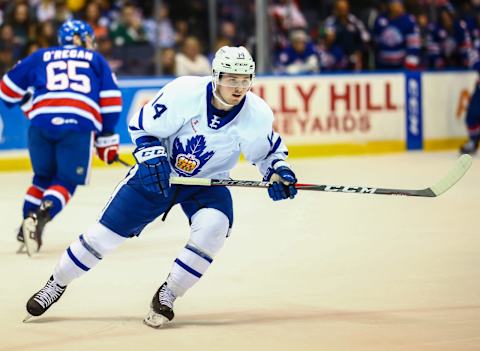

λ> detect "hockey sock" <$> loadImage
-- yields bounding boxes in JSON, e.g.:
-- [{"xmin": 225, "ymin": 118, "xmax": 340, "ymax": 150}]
[
  {"xmin": 166, "ymin": 208, "xmax": 230, "ymax": 296},
  {"xmin": 42, "ymin": 184, "xmax": 75, "ymax": 219},
  {"xmin": 167, "ymin": 243, "xmax": 213, "ymax": 297},
  {"xmin": 53, "ymin": 223, "xmax": 126, "ymax": 286},
  {"xmin": 22, "ymin": 185, "xmax": 44, "ymax": 218}
]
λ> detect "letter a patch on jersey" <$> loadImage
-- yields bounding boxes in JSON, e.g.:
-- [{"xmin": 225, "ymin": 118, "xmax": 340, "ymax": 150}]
[{"xmin": 171, "ymin": 135, "xmax": 215, "ymax": 177}]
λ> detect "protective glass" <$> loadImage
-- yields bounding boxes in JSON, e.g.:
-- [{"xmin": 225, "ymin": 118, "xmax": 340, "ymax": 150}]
[{"xmin": 218, "ymin": 76, "xmax": 252, "ymax": 89}]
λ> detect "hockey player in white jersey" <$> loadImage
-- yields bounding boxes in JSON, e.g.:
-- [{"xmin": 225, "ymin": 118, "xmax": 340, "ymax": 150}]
[{"xmin": 24, "ymin": 46, "xmax": 298, "ymax": 328}]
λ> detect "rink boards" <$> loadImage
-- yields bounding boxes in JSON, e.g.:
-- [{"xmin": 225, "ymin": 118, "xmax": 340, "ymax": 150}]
[{"xmin": 0, "ymin": 71, "xmax": 475, "ymax": 170}]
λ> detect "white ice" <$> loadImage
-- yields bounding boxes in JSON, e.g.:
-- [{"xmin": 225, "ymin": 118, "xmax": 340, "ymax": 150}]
[{"xmin": 1, "ymin": 151, "xmax": 479, "ymax": 351}]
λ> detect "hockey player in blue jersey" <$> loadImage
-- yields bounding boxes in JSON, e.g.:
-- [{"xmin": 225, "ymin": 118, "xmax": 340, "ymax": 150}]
[
  {"xmin": 23, "ymin": 46, "xmax": 298, "ymax": 328},
  {"xmin": 460, "ymin": 35, "xmax": 480, "ymax": 154},
  {"xmin": 0, "ymin": 20, "xmax": 122, "ymax": 256},
  {"xmin": 372, "ymin": 0, "xmax": 421, "ymax": 70},
  {"xmin": 426, "ymin": 6, "xmax": 471, "ymax": 69}
]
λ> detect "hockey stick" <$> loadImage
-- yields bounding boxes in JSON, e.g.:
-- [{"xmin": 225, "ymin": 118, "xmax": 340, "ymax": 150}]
[
  {"xmin": 170, "ymin": 154, "xmax": 473, "ymax": 198},
  {"xmin": 114, "ymin": 156, "xmax": 132, "ymax": 167}
]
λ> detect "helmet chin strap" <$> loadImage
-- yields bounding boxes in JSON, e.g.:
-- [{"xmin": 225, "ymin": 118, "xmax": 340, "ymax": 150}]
[{"xmin": 212, "ymin": 86, "xmax": 235, "ymax": 109}]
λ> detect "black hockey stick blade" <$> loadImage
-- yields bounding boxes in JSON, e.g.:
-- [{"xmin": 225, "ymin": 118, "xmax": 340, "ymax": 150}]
[{"xmin": 169, "ymin": 154, "xmax": 472, "ymax": 198}]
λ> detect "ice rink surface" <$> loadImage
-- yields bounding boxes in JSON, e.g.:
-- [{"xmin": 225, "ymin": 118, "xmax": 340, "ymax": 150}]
[{"xmin": 0, "ymin": 151, "xmax": 479, "ymax": 351}]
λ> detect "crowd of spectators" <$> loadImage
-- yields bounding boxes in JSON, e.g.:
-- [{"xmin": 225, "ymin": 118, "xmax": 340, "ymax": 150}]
[{"xmin": 0, "ymin": 0, "xmax": 479, "ymax": 77}]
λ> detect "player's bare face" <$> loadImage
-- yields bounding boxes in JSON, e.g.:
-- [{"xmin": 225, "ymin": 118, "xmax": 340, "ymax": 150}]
[{"xmin": 217, "ymin": 73, "xmax": 252, "ymax": 105}]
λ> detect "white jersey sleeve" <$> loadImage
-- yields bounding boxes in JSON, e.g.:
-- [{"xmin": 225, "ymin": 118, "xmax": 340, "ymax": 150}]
[
  {"xmin": 240, "ymin": 93, "xmax": 289, "ymax": 178},
  {"xmin": 128, "ymin": 76, "xmax": 205, "ymax": 145}
]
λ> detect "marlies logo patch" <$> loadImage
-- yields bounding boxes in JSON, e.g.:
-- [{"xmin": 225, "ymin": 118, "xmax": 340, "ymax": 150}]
[{"xmin": 171, "ymin": 135, "xmax": 214, "ymax": 176}]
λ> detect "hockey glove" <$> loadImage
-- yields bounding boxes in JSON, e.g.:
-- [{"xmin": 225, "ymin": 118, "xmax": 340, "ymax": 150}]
[
  {"xmin": 95, "ymin": 133, "xmax": 119, "ymax": 165},
  {"xmin": 265, "ymin": 161, "xmax": 298, "ymax": 201},
  {"xmin": 133, "ymin": 141, "xmax": 171, "ymax": 197}
]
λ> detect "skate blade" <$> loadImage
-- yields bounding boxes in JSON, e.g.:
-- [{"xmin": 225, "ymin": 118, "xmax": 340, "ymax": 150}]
[
  {"xmin": 23, "ymin": 313, "xmax": 33, "ymax": 322},
  {"xmin": 143, "ymin": 310, "xmax": 171, "ymax": 329},
  {"xmin": 16, "ymin": 243, "xmax": 27, "ymax": 254},
  {"xmin": 22, "ymin": 218, "xmax": 37, "ymax": 257}
]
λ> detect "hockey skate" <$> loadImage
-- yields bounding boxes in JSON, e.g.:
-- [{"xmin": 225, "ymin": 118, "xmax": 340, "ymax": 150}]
[
  {"xmin": 24, "ymin": 276, "xmax": 67, "ymax": 322},
  {"xmin": 459, "ymin": 138, "xmax": 479, "ymax": 155},
  {"xmin": 144, "ymin": 282, "xmax": 176, "ymax": 328},
  {"xmin": 16, "ymin": 226, "xmax": 26, "ymax": 254},
  {"xmin": 22, "ymin": 201, "xmax": 52, "ymax": 256}
]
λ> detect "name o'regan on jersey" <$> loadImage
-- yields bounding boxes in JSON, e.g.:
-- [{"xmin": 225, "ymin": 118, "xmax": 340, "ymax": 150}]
[
  {"xmin": 42, "ymin": 48, "xmax": 94, "ymax": 62},
  {"xmin": 0, "ymin": 45, "xmax": 121, "ymax": 134}
]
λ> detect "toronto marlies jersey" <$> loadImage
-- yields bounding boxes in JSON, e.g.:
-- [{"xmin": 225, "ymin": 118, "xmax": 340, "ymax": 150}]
[
  {"xmin": 373, "ymin": 13, "xmax": 421, "ymax": 69},
  {"xmin": 128, "ymin": 76, "xmax": 288, "ymax": 179},
  {"xmin": 0, "ymin": 45, "xmax": 122, "ymax": 133}
]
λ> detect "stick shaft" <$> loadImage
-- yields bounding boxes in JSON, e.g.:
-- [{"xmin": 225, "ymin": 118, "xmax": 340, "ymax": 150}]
[
  {"xmin": 170, "ymin": 177, "xmax": 432, "ymax": 196},
  {"xmin": 170, "ymin": 154, "xmax": 472, "ymax": 198},
  {"xmin": 114, "ymin": 156, "xmax": 132, "ymax": 167}
]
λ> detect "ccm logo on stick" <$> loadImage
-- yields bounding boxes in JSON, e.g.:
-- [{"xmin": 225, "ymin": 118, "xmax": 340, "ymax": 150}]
[{"xmin": 324, "ymin": 186, "xmax": 376, "ymax": 193}]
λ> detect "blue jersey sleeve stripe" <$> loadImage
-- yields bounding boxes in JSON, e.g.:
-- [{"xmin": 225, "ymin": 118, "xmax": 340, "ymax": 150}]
[
  {"xmin": 265, "ymin": 136, "xmax": 282, "ymax": 159},
  {"xmin": 138, "ymin": 107, "xmax": 144, "ymax": 130},
  {"xmin": 174, "ymin": 258, "xmax": 202, "ymax": 278},
  {"xmin": 66, "ymin": 247, "xmax": 90, "ymax": 271}
]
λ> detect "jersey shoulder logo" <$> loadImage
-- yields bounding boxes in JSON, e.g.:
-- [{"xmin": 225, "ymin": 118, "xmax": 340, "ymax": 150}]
[{"xmin": 171, "ymin": 135, "xmax": 215, "ymax": 176}]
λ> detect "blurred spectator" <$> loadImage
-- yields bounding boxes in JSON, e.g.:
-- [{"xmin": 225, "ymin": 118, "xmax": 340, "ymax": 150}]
[
  {"xmin": 217, "ymin": 0, "xmax": 255, "ymax": 46},
  {"xmin": 109, "ymin": 2, "xmax": 148, "ymax": 46},
  {"xmin": 5, "ymin": 2, "xmax": 35, "ymax": 49},
  {"xmin": 35, "ymin": 0, "xmax": 55, "ymax": 22},
  {"xmin": 174, "ymin": 19, "xmax": 189, "ymax": 49},
  {"xmin": 0, "ymin": 0, "xmax": 477, "ymax": 76},
  {"xmin": 24, "ymin": 41, "xmax": 40, "ymax": 56},
  {"xmin": 270, "ymin": 0, "xmax": 308, "ymax": 52},
  {"xmin": 219, "ymin": 20, "xmax": 241, "ymax": 46},
  {"xmin": 53, "ymin": 0, "xmax": 73, "ymax": 26},
  {"xmin": 175, "ymin": 36, "xmax": 211, "ymax": 76},
  {"xmin": 271, "ymin": 0, "xmax": 308, "ymax": 31},
  {"xmin": 426, "ymin": 5, "xmax": 471, "ymax": 69},
  {"xmin": 161, "ymin": 47, "xmax": 177, "ymax": 76},
  {"xmin": 372, "ymin": 0, "xmax": 421, "ymax": 70},
  {"xmin": 323, "ymin": 0, "xmax": 370, "ymax": 70},
  {"xmin": 276, "ymin": 29, "xmax": 320, "ymax": 74},
  {"xmin": 416, "ymin": 12, "xmax": 430, "ymax": 68},
  {"xmin": 169, "ymin": 0, "xmax": 209, "ymax": 49},
  {"xmin": 36, "ymin": 20, "xmax": 57, "ymax": 47},
  {"xmin": 0, "ymin": 23, "xmax": 22, "ymax": 67},
  {"xmin": 96, "ymin": 36, "xmax": 123, "ymax": 73},
  {"xmin": 144, "ymin": 3, "xmax": 176, "ymax": 48},
  {"xmin": 84, "ymin": 1, "xmax": 109, "ymax": 40}
]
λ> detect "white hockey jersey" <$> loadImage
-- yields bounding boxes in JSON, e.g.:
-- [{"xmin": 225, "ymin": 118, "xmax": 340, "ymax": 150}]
[{"xmin": 128, "ymin": 76, "xmax": 288, "ymax": 179}]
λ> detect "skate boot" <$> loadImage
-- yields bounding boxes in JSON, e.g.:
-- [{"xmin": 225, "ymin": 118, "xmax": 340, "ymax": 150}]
[
  {"xmin": 24, "ymin": 276, "xmax": 67, "ymax": 322},
  {"xmin": 144, "ymin": 282, "xmax": 176, "ymax": 328},
  {"xmin": 22, "ymin": 201, "xmax": 52, "ymax": 256},
  {"xmin": 459, "ymin": 138, "xmax": 479, "ymax": 155}
]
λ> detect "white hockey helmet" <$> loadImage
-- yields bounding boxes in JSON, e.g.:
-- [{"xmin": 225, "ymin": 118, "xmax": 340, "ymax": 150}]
[{"xmin": 212, "ymin": 46, "xmax": 255, "ymax": 91}]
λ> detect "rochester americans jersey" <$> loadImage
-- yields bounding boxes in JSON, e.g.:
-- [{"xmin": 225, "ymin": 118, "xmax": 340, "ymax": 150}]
[
  {"xmin": 0, "ymin": 45, "xmax": 122, "ymax": 133},
  {"xmin": 128, "ymin": 76, "xmax": 288, "ymax": 180},
  {"xmin": 426, "ymin": 20, "xmax": 471, "ymax": 69},
  {"xmin": 373, "ymin": 13, "xmax": 421, "ymax": 69}
]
